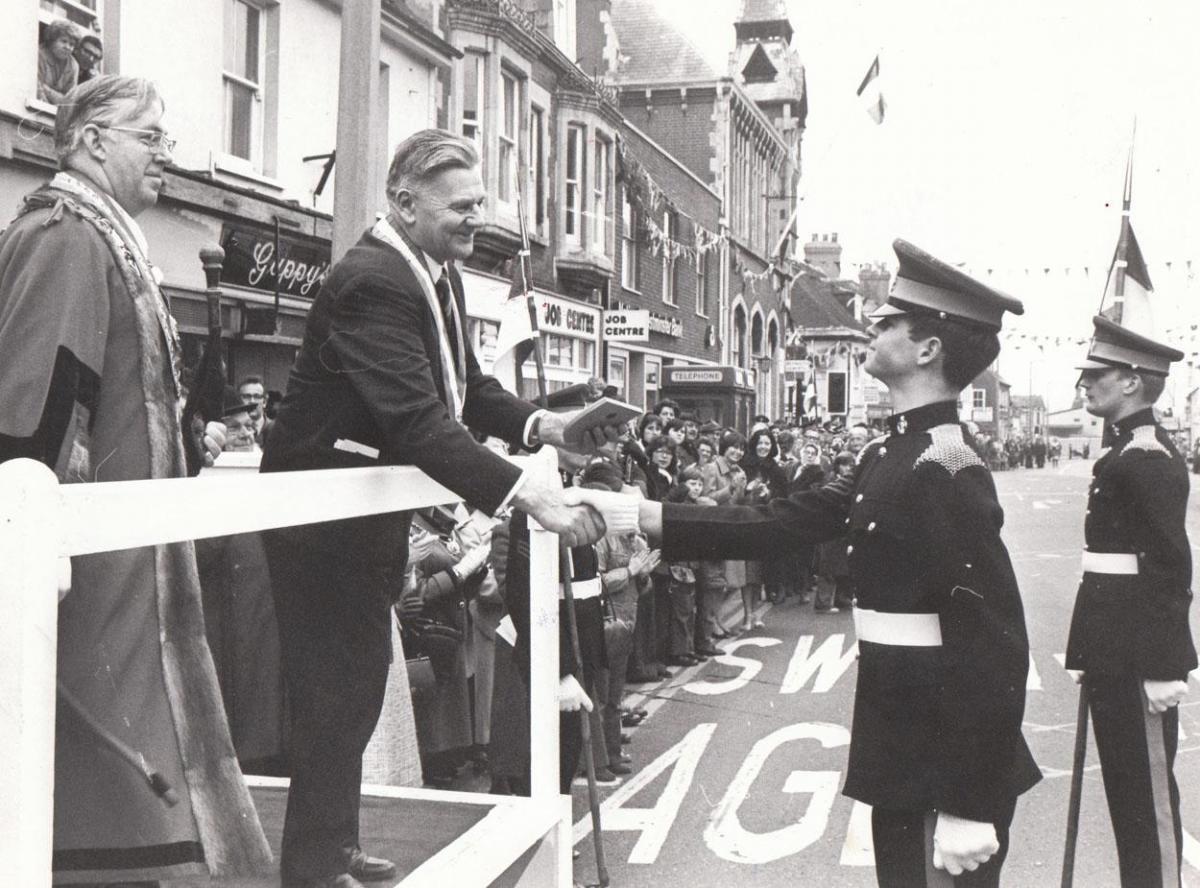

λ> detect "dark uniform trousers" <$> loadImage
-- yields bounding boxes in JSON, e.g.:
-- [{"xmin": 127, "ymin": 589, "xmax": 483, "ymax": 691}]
[
  {"xmin": 1088, "ymin": 674, "xmax": 1183, "ymax": 888},
  {"xmin": 1065, "ymin": 410, "xmax": 1195, "ymax": 888},
  {"xmin": 872, "ymin": 801, "xmax": 1015, "ymax": 888}
]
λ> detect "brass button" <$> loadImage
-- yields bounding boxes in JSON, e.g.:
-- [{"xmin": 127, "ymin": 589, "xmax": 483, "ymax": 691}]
[
  {"xmin": 867, "ymin": 521, "xmax": 877, "ymax": 531},
  {"xmin": 846, "ymin": 545, "xmax": 854, "ymax": 555},
  {"xmin": 856, "ymin": 494, "xmax": 864, "ymax": 502}
]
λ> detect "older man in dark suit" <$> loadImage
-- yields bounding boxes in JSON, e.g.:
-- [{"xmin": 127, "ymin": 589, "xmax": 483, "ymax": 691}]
[{"xmin": 262, "ymin": 129, "xmax": 609, "ymax": 888}]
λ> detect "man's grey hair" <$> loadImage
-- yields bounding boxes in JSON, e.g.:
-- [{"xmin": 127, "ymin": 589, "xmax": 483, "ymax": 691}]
[
  {"xmin": 54, "ymin": 75, "xmax": 163, "ymax": 169},
  {"xmin": 386, "ymin": 129, "xmax": 479, "ymax": 204}
]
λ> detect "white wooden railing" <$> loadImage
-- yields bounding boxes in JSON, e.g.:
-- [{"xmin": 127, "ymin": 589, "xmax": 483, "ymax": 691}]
[{"xmin": 0, "ymin": 449, "xmax": 567, "ymax": 887}]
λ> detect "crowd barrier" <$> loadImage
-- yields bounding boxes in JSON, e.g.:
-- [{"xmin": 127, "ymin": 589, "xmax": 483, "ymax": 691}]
[{"xmin": 0, "ymin": 448, "xmax": 569, "ymax": 887}]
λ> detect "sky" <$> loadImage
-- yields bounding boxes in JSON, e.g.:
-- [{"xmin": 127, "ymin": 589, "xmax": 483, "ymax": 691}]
[{"xmin": 655, "ymin": 0, "xmax": 1200, "ymax": 411}]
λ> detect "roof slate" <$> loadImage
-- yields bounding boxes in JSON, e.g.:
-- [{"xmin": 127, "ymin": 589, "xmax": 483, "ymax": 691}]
[{"xmin": 610, "ymin": 0, "xmax": 721, "ymax": 84}]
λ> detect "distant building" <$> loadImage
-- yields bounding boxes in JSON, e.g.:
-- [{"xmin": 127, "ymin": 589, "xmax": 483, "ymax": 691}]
[
  {"xmin": 1011, "ymin": 394, "xmax": 1049, "ymax": 437},
  {"xmin": 960, "ymin": 368, "xmax": 1010, "ymax": 442}
]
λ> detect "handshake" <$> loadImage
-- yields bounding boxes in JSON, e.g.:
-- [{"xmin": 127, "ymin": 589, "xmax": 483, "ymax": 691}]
[{"xmin": 511, "ymin": 480, "xmax": 645, "ymax": 547}]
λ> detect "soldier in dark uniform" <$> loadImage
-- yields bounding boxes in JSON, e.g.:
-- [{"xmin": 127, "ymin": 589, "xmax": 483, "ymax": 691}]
[
  {"xmin": 582, "ymin": 240, "xmax": 1042, "ymax": 886},
  {"xmin": 1068, "ymin": 316, "xmax": 1195, "ymax": 888}
]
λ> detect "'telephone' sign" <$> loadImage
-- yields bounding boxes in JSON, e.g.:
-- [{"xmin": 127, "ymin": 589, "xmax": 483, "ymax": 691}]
[{"xmin": 603, "ymin": 310, "xmax": 650, "ymax": 341}]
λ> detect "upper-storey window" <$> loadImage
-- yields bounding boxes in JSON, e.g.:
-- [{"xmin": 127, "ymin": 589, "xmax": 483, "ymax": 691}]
[
  {"xmin": 528, "ymin": 104, "xmax": 547, "ymax": 236},
  {"xmin": 620, "ymin": 192, "xmax": 639, "ymax": 291},
  {"xmin": 591, "ymin": 135, "xmax": 610, "ymax": 253},
  {"xmin": 565, "ymin": 123, "xmax": 584, "ymax": 245},
  {"xmin": 461, "ymin": 52, "xmax": 485, "ymax": 146},
  {"xmin": 223, "ymin": 0, "xmax": 266, "ymax": 165},
  {"xmin": 553, "ymin": 0, "xmax": 576, "ymax": 60},
  {"xmin": 662, "ymin": 209, "xmax": 678, "ymax": 306},
  {"xmin": 498, "ymin": 69, "xmax": 519, "ymax": 204},
  {"xmin": 696, "ymin": 250, "xmax": 709, "ymax": 316},
  {"xmin": 36, "ymin": 2, "xmax": 104, "ymax": 107}
]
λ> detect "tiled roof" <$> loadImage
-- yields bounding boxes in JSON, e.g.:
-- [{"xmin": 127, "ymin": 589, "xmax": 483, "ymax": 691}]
[
  {"xmin": 610, "ymin": 0, "xmax": 721, "ymax": 84},
  {"xmin": 790, "ymin": 273, "xmax": 869, "ymax": 337},
  {"xmin": 738, "ymin": 0, "xmax": 788, "ymax": 24}
]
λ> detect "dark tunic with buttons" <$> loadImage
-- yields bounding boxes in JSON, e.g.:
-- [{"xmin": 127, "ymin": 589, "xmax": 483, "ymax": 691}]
[
  {"xmin": 1066, "ymin": 407, "xmax": 1197, "ymax": 680},
  {"xmin": 662, "ymin": 401, "xmax": 1041, "ymax": 822}
]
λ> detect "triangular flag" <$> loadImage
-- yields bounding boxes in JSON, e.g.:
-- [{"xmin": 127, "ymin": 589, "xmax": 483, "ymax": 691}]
[
  {"xmin": 491, "ymin": 255, "xmax": 537, "ymax": 394},
  {"xmin": 856, "ymin": 54, "xmax": 886, "ymax": 124},
  {"xmin": 1098, "ymin": 128, "xmax": 1156, "ymax": 336}
]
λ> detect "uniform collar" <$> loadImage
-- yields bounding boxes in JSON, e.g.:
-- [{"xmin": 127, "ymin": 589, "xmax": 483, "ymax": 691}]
[
  {"xmin": 1105, "ymin": 406, "xmax": 1157, "ymax": 445},
  {"xmin": 886, "ymin": 400, "xmax": 959, "ymax": 437}
]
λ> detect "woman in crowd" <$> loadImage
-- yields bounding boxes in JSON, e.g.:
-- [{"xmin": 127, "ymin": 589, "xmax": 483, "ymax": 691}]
[
  {"xmin": 399, "ymin": 508, "xmax": 492, "ymax": 785},
  {"xmin": 38, "ymin": 20, "xmax": 80, "ymax": 104},
  {"xmin": 740, "ymin": 429, "xmax": 789, "ymax": 606},
  {"xmin": 701, "ymin": 432, "xmax": 752, "ymax": 631}
]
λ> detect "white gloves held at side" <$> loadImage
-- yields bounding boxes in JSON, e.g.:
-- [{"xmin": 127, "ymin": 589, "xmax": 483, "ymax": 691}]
[
  {"xmin": 557, "ymin": 674, "xmax": 593, "ymax": 712},
  {"xmin": 932, "ymin": 812, "xmax": 999, "ymax": 876}
]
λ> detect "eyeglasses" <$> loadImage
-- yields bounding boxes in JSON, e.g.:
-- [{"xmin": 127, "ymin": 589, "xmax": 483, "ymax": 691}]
[{"xmin": 96, "ymin": 125, "xmax": 177, "ymax": 154}]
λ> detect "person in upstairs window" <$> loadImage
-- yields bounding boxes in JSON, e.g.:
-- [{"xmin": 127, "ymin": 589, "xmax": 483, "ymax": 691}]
[{"xmin": 38, "ymin": 20, "xmax": 79, "ymax": 104}]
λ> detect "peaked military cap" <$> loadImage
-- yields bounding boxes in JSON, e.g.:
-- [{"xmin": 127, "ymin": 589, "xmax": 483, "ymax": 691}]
[
  {"xmin": 869, "ymin": 239, "xmax": 1024, "ymax": 330},
  {"xmin": 1076, "ymin": 314, "xmax": 1183, "ymax": 376}
]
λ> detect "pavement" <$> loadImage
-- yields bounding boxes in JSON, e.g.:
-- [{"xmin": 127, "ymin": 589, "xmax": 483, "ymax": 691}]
[{"xmin": 570, "ymin": 457, "xmax": 1200, "ymax": 888}]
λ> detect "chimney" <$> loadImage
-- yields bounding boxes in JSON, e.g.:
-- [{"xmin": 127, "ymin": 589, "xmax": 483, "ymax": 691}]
[
  {"xmin": 803, "ymin": 232, "xmax": 842, "ymax": 279},
  {"xmin": 858, "ymin": 263, "xmax": 892, "ymax": 315}
]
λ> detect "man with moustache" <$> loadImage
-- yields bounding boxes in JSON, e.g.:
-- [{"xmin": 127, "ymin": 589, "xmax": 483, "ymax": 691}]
[{"xmin": 261, "ymin": 129, "xmax": 613, "ymax": 888}]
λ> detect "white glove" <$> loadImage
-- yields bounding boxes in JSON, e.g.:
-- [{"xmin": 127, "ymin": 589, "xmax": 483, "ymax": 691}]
[
  {"xmin": 454, "ymin": 542, "xmax": 489, "ymax": 578},
  {"xmin": 562, "ymin": 487, "xmax": 641, "ymax": 535},
  {"xmin": 1143, "ymin": 679, "xmax": 1188, "ymax": 714},
  {"xmin": 932, "ymin": 812, "xmax": 999, "ymax": 876},
  {"xmin": 557, "ymin": 674, "xmax": 594, "ymax": 712}
]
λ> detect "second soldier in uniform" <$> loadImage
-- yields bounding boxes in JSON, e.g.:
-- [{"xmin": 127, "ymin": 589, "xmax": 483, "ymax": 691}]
[{"xmin": 1069, "ymin": 316, "xmax": 1195, "ymax": 888}]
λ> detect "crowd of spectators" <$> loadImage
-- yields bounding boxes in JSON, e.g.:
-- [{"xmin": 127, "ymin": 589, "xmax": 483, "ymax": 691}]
[{"xmin": 198, "ymin": 383, "xmax": 1090, "ymax": 792}]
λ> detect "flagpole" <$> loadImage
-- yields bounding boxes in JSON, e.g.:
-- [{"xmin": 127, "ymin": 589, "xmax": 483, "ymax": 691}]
[
  {"xmin": 1108, "ymin": 119, "xmax": 1137, "ymax": 324},
  {"xmin": 514, "ymin": 190, "xmax": 549, "ymax": 407}
]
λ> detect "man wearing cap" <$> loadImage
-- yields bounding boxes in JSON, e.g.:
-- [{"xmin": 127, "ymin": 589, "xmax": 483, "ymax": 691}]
[
  {"xmin": 1069, "ymin": 316, "xmax": 1195, "ymax": 887},
  {"xmin": 580, "ymin": 240, "xmax": 1042, "ymax": 886}
]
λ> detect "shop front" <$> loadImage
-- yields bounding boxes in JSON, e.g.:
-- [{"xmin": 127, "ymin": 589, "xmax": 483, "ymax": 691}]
[{"xmin": 461, "ymin": 269, "xmax": 601, "ymax": 400}]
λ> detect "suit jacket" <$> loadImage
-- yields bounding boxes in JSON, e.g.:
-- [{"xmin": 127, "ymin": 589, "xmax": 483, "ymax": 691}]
[
  {"xmin": 1066, "ymin": 408, "xmax": 1197, "ymax": 680},
  {"xmin": 661, "ymin": 400, "xmax": 1041, "ymax": 823},
  {"xmin": 261, "ymin": 227, "xmax": 537, "ymax": 565}
]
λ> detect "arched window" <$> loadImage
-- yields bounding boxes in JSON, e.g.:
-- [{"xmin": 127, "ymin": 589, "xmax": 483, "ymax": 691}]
[{"xmin": 732, "ymin": 306, "xmax": 747, "ymax": 369}]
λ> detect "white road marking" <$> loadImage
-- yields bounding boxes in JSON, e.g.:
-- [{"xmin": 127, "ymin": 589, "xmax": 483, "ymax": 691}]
[
  {"xmin": 839, "ymin": 801, "xmax": 874, "ymax": 866},
  {"xmin": 1028, "ymin": 653, "xmax": 1042, "ymax": 691},
  {"xmin": 781, "ymin": 634, "xmax": 858, "ymax": 695},
  {"xmin": 573, "ymin": 722, "xmax": 718, "ymax": 863},
  {"xmin": 704, "ymin": 722, "xmax": 851, "ymax": 864},
  {"xmin": 683, "ymin": 637, "xmax": 783, "ymax": 696}
]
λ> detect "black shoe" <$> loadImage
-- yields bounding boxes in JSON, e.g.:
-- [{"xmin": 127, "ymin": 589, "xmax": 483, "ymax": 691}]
[
  {"xmin": 282, "ymin": 873, "xmax": 366, "ymax": 888},
  {"xmin": 695, "ymin": 645, "xmax": 721, "ymax": 657},
  {"xmin": 627, "ymin": 669, "xmax": 660, "ymax": 683},
  {"xmin": 667, "ymin": 655, "xmax": 693, "ymax": 667},
  {"xmin": 657, "ymin": 666, "xmax": 674, "ymax": 678},
  {"xmin": 621, "ymin": 712, "xmax": 646, "ymax": 727},
  {"xmin": 609, "ymin": 760, "xmax": 633, "ymax": 775},
  {"xmin": 690, "ymin": 651, "xmax": 709, "ymax": 661},
  {"xmin": 348, "ymin": 849, "xmax": 397, "ymax": 882}
]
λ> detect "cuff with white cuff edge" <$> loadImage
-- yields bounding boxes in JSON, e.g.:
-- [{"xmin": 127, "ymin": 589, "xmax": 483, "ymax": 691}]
[{"xmin": 523, "ymin": 409, "xmax": 549, "ymax": 448}]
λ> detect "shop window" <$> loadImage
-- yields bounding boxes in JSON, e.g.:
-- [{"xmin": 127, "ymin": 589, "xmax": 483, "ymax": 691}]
[
  {"xmin": 620, "ymin": 192, "xmax": 639, "ymax": 291},
  {"xmin": 577, "ymin": 339, "xmax": 595, "ymax": 373},
  {"xmin": 607, "ymin": 352, "xmax": 628, "ymax": 402},
  {"xmin": 591, "ymin": 135, "xmax": 610, "ymax": 253},
  {"xmin": 828, "ymin": 371, "xmax": 848, "ymax": 415},
  {"xmin": 644, "ymin": 357, "xmax": 661, "ymax": 407},
  {"xmin": 564, "ymin": 123, "xmax": 584, "ymax": 244},
  {"xmin": 498, "ymin": 69, "xmax": 519, "ymax": 204}
]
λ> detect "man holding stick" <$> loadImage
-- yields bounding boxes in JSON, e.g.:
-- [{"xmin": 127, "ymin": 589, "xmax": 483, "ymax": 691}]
[
  {"xmin": 1067, "ymin": 316, "xmax": 1195, "ymax": 888},
  {"xmin": 261, "ymin": 129, "xmax": 616, "ymax": 888}
]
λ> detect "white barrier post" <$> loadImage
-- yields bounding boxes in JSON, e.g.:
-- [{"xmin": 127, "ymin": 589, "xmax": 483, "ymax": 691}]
[
  {"xmin": 527, "ymin": 446, "xmax": 562, "ymax": 802},
  {"xmin": 0, "ymin": 458, "xmax": 63, "ymax": 888}
]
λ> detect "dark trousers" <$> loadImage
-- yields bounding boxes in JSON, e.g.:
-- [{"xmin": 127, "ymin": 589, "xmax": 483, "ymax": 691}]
[
  {"xmin": 871, "ymin": 802, "xmax": 1014, "ymax": 888},
  {"xmin": 651, "ymin": 572, "xmax": 672, "ymax": 664},
  {"xmin": 264, "ymin": 530, "xmax": 395, "ymax": 880},
  {"xmin": 694, "ymin": 563, "xmax": 726, "ymax": 650},
  {"xmin": 668, "ymin": 579, "xmax": 696, "ymax": 657},
  {"xmin": 629, "ymin": 584, "xmax": 657, "ymax": 676},
  {"xmin": 1089, "ymin": 674, "xmax": 1184, "ymax": 888}
]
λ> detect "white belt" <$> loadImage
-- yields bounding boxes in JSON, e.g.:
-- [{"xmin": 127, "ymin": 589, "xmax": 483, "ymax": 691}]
[
  {"xmin": 853, "ymin": 608, "xmax": 943, "ymax": 647},
  {"xmin": 560, "ymin": 577, "xmax": 602, "ymax": 600},
  {"xmin": 1081, "ymin": 551, "xmax": 1139, "ymax": 575}
]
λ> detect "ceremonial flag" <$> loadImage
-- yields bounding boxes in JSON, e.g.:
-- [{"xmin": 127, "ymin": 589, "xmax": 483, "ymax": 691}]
[
  {"xmin": 1099, "ymin": 129, "xmax": 1155, "ymax": 334},
  {"xmin": 491, "ymin": 253, "xmax": 538, "ymax": 394},
  {"xmin": 856, "ymin": 54, "xmax": 886, "ymax": 124}
]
